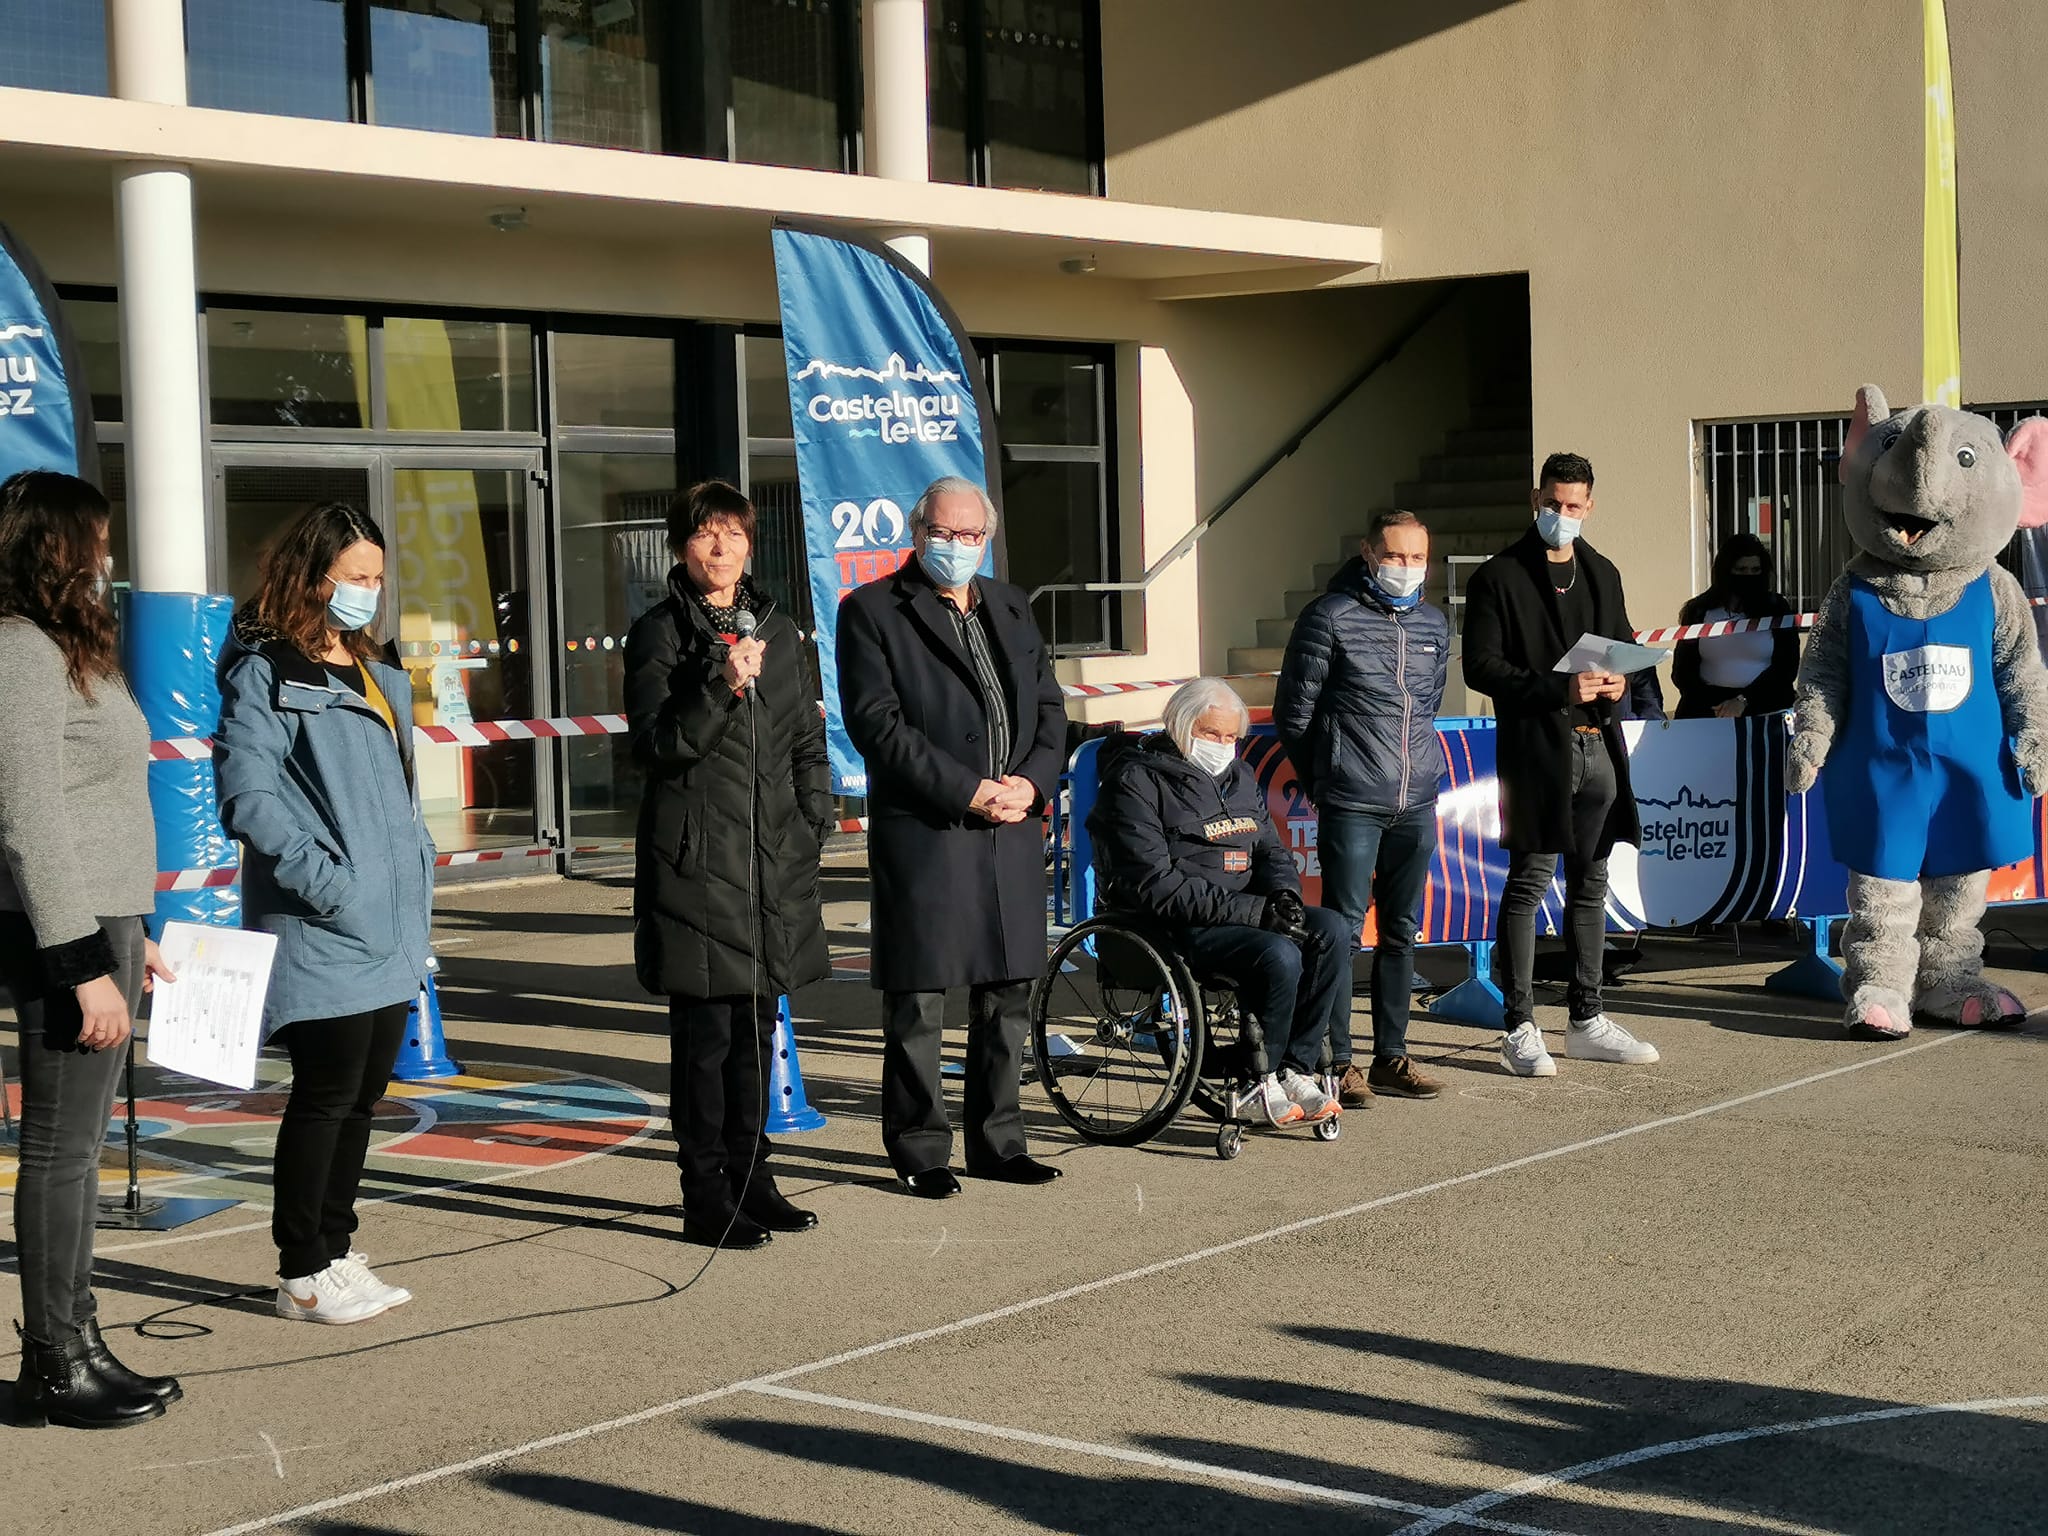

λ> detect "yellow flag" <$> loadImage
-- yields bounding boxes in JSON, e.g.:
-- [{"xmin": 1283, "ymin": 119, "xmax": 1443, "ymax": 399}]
[{"xmin": 1923, "ymin": 0, "xmax": 1961, "ymax": 407}]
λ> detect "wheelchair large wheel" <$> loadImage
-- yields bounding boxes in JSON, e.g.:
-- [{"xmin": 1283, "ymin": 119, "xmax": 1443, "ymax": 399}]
[{"xmin": 1030, "ymin": 918, "xmax": 1205, "ymax": 1145}]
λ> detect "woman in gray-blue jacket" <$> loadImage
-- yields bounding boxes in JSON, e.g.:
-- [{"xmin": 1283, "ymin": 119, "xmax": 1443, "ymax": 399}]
[{"xmin": 214, "ymin": 503, "xmax": 433, "ymax": 1327}]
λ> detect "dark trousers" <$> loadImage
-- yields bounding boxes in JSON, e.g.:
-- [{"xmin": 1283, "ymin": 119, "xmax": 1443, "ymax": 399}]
[
  {"xmin": 881, "ymin": 982, "xmax": 1029, "ymax": 1177},
  {"xmin": 2, "ymin": 914, "xmax": 144, "ymax": 1344},
  {"xmin": 272, "ymin": 1002, "xmax": 409, "ymax": 1280},
  {"xmin": 1179, "ymin": 906, "xmax": 1351, "ymax": 1076},
  {"xmin": 670, "ymin": 995, "xmax": 774, "ymax": 1211},
  {"xmin": 1498, "ymin": 732, "xmax": 1618, "ymax": 1028},
  {"xmin": 1317, "ymin": 803, "xmax": 1439, "ymax": 1062}
]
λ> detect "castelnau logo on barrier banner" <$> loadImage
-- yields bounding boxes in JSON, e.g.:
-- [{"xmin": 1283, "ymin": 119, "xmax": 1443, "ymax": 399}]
[
  {"xmin": 0, "ymin": 221, "xmax": 95, "ymax": 484},
  {"xmin": 772, "ymin": 223, "xmax": 1001, "ymax": 796}
]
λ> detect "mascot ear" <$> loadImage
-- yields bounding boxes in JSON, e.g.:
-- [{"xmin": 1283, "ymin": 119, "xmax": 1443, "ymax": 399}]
[
  {"xmin": 2008, "ymin": 417, "xmax": 2048, "ymax": 531},
  {"xmin": 1839, "ymin": 384, "xmax": 1891, "ymax": 486}
]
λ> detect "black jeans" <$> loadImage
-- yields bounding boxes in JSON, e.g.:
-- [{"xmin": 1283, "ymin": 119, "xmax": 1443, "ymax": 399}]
[
  {"xmin": 2, "ymin": 914, "xmax": 144, "ymax": 1344},
  {"xmin": 271, "ymin": 1003, "xmax": 409, "ymax": 1280},
  {"xmin": 1498, "ymin": 732, "xmax": 1618, "ymax": 1028},
  {"xmin": 1317, "ymin": 804, "xmax": 1439, "ymax": 1062},
  {"xmin": 881, "ymin": 982, "xmax": 1029, "ymax": 1177},
  {"xmin": 1179, "ymin": 906, "xmax": 1352, "ymax": 1076},
  {"xmin": 670, "ymin": 995, "xmax": 775, "ymax": 1211}
]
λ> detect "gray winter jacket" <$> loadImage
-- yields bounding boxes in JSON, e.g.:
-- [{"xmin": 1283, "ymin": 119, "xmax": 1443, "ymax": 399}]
[
  {"xmin": 0, "ymin": 618, "xmax": 156, "ymax": 989},
  {"xmin": 213, "ymin": 615, "xmax": 434, "ymax": 1036},
  {"xmin": 1273, "ymin": 558, "xmax": 1449, "ymax": 814}
]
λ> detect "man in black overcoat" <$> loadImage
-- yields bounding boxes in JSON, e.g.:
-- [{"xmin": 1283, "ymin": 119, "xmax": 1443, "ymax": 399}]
[
  {"xmin": 836, "ymin": 476, "xmax": 1069, "ymax": 1197},
  {"xmin": 1462, "ymin": 452, "xmax": 1662, "ymax": 1079}
]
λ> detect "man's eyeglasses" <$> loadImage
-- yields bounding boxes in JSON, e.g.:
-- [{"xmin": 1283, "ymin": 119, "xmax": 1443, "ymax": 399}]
[{"xmin": 925, "ymin": 526, "xmax": 990, "ymax": 548}]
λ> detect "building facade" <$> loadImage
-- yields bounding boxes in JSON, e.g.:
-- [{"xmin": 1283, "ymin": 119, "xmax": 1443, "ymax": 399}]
[{"xmin": 1, "ymin": 1, "xmax": 2042, "ymax": 874}]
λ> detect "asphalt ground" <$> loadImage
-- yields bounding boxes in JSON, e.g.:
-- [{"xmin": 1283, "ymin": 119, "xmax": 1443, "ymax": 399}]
[{"xmin": 2, "ymin": 848, "xmax": 2044, "ymax": 1535}]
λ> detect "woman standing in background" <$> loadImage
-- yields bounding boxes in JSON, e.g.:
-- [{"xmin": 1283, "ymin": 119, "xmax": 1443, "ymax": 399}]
[
  {"xmin": 0, "ymin": 469, "xmax": 180, "ymax": 1428},
  {"xmin": 214, "ymin": 503, "xmax": 434, "ymax": 1325}
]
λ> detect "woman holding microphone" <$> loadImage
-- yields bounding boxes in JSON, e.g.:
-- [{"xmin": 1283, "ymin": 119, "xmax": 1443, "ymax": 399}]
[
  {"xmin": 626, "ymin": 481, "xmax": 831, "ymax": 1249},
  {"xmin": 0, "ymin": 469, "xmax": 179, "ymax": 1428},
  {"xmin": 214, "ymin": 502, "xmax": 434, "ymax": 1325}
]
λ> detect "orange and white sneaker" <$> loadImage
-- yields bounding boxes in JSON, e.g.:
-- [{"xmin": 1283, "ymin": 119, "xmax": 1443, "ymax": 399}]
[
  {"xmin": 276, "ymin": 1263, "xmax": 389, "ymax": 1325},
  {"xmin": 1237, "ymin": 1074, "xmax": 1305, "ymax": 1127},
  {"xmin": 1278, "ymin": 1068, "xmax": 1340, "ymax": 1122}
]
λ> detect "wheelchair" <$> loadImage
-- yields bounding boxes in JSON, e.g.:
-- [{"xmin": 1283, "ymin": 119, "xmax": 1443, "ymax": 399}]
[{"xmin": 1028, "ymin": 911, "xmax": 1343, "ymax": 1160}]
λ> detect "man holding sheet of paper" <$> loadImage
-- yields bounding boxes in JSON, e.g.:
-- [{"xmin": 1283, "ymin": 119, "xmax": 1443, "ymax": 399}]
[{"xmin": 1462, "ymin": 451, "xmax": 1665, "ymax": 1079}]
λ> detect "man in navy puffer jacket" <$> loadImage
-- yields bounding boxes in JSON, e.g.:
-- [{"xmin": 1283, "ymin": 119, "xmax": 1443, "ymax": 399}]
[{"xmin": 1275, "ymin": 510, "xmax": 1449, "ymax": 1106}]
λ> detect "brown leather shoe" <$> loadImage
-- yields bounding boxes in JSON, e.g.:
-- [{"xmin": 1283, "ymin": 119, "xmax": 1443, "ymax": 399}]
[
  {"xmin": 1367, "ymin": 1055, "xmax": 1443, "ymax": 1100},
  {"xmin": 1334, "ymin": 1063, "xmax": 1374, "ymax": 1108}
]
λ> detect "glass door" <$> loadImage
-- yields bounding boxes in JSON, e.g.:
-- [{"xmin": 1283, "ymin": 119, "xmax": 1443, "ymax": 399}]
[
  {"xmin": 211, "ymin": 447, "xmax": 551, "ymax": 860},
  {"xmin": 384, "ymin": 452, "xmax": 550, "ymax": 857}
]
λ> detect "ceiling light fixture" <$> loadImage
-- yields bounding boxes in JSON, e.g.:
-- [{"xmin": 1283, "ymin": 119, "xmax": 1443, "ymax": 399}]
[
  {"xmin": 1058, "ymin": 254, "xmax": 1099, "ymax": 276},
  {"xmin": 487, "ymin": 206, "xmax": 529, "ymax": 233}
]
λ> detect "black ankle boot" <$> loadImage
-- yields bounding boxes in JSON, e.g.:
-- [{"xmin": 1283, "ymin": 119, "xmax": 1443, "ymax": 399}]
[
  {"xmin": 12, "ymin": 1329, "xmax": 166, "ymax": 1430},
  {"xmin": 79, "ymin": 1319, "xmax": 181, "ymax": 1407},
  {"xmin": 737, "ymin": 1178, "xmax": 819, "ymax": 1234}
]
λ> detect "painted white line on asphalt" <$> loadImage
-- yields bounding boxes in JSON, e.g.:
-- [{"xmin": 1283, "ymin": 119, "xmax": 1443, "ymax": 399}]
[
  {"xmin": 748, "ymin": 1034, "xmax": 1967, "ymax": 1390},
  {"xmin": 745, "ymin": 1382, "xmax": 1581, "ymax": 1536},
  {"xmin": 1390, "ymin": 1393, "xmax": 2048, "ymax": 1535},
  {"xmin": 197, "ymin": 1032, "xmax": 1965, "ymax": 1535}
]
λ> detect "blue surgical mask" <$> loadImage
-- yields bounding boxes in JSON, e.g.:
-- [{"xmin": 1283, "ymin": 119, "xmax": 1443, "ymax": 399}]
[
  {"xmin": 326, "ymin": 580, "xmax": 381, "ymax": 632},
  {"xmin": 1536, "ymin": 508, "xmax": 1583, "ymax": 549},
  {"xmin": 1367, "ymin": 560, "xmax": 1425, "ymax": 609},
  {"xmin": 919, "ymin": 539, "xmax": 984, "ymax": 591},
  {"xmin": 91, "ymin": 555, "xmax": 113, "ymax": 602}
]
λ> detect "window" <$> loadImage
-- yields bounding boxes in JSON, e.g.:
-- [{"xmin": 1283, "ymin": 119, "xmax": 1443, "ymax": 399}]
[
  {"xmin": 1699, "ymin": 402, "xmax": 2048, "ymax": 613},
  {"xmin": 206, "ymin": 309, "xmax": 368, "ymax": 430},
  {"xmin": 366, "ymin": 1, "xmax": 522, "ymax": 138},
  {"xmin": 729, "ymin": 0, "xmax": 860, "ymax": 172},
  {"xmin": 988, "ymin": 344, "xmax": 1114, "ymax": 649},
  {"xmin": 0, "ymin": 1, "xmax": 107, "ymax": 94},
  {"xmin": 538, "ymin": 2, "xmax": 664, "ymax": 152},
  {"xmin": 927, "ymin": 0, "xmax": 1103, "ymax": 192},
  {"xmin": 187, "ymin": 0, "xmax": 351, "ymax": 121}
]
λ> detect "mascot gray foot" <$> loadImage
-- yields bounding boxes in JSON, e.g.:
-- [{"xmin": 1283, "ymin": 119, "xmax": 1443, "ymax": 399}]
[
  {"xmin": 1912, "ymin": 870, "xmax": 2026, "ymax": 1028},
  {"xmin": 1841, "ymin": 872, "xmax": 1919, "ymax": 1040}
]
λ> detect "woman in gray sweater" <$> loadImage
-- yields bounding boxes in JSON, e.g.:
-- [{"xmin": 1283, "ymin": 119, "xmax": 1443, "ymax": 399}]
[{"xmin": 0, "ymin": 470, "xmax": 179, "ymax": 1428}]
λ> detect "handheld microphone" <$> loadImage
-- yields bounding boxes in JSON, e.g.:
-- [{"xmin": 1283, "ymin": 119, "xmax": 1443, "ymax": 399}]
[{"xmin": 732, "ymin": 609, "xmax": 758, "ymax": 696}]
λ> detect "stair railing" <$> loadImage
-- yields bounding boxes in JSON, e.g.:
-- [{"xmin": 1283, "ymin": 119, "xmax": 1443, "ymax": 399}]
[{"xmin": 1031, "ymin": 280, "xmax": 1470, "ymax": 655}]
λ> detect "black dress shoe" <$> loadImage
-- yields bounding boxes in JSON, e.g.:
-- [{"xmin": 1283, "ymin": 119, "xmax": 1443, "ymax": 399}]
[
  {"xmin": 680, "ymin": 1206, "xmax": 774, "ymax": 1249},
  {"xmin": 965, "ymin": 1154, "xmax": 1062, "ymax": 1186},
  {"xmin": 739, "ymin": 1181, "xmax": 819, "ymax": 1233},
  {"xmin": 900, "ymin": 1167, "xmax": 962, "ymax": 1199}
]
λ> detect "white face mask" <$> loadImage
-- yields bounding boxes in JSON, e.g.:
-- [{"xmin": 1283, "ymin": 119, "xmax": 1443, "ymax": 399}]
[
  {"xmin": 1536, "ymin": 508, "xmax": 1583, "ymax": 549},
  {"xmin": 1186, "ymin": 737, "xmax": 1238, "ymax": 777},
  {"xmin": 1370, "ymin": 561, "xmax": 1426, "ymax": 599}
]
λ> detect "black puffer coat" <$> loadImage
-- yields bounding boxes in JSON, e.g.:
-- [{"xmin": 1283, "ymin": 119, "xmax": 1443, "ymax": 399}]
[
  {"xmin": 1087, "ymin": 733, "xmax": 1298, "ymax": 929},
  {"xmin": 1273, "ymin": 556, "xmax": 1449, "ymax": 813},
  {"xmin": 625, "ymin": 570, "xmax": 831, "ymax": 1000}
]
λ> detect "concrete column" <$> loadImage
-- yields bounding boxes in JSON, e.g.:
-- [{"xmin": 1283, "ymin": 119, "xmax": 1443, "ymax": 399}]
[
  {"xmin": 863, "ymin": 0, "xmax": 932, "ymax": 273},
  {"xmin": 107, "ymin": 0, "xmax": 209, "ymax": 595}
]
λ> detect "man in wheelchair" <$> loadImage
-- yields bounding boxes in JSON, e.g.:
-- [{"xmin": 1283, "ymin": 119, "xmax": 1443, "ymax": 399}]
[{"xmin": 1086, "ymin": 678, "xmax": 1347, "ymax": 1127}]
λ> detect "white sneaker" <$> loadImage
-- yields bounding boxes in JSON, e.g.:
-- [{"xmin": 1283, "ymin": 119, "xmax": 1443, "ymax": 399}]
[
  {"xmin": 1565, "ymin": 1014, "xmax": 1660, "ymax": 1064},
  {"xmin": 1237, "ymin": 1075, "xmax": 1305, "ymax": 1126},
  {"xmin": 1277, "ymin": 1068, "xmax": 1339, "ymax": 1122},
  {"xmin": 276, "ymin": 1263, "xmax": 391, "ymax": 1325},
  {"xmin": 334, "ymin": 1249, "xmax": 412, "ymax": 1308},
  {"xmin": 1500, "ymin": 1021, "xmax": 1557, "ymax": 1077}
]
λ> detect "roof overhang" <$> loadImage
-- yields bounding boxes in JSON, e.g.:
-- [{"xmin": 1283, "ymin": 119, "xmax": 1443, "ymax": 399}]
[{"xmin": 0, "ymin": 88, "xmax": 1380, "ymax": 303}]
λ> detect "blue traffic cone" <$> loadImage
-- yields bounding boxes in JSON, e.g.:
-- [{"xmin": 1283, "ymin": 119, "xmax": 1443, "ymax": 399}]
[
  {"xmin": 764, "ymin": 996, "xmax": 827, "ymax": 1134},
  {"xmin": 394, "ymin": 967, "xmax": 462, "ymax": 1082}
]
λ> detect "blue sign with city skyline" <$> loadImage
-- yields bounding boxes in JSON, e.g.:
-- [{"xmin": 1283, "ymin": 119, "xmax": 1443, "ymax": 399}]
[{"xmin": 771, "ymin": 222, "xmax": 1001, "ymax": 796}]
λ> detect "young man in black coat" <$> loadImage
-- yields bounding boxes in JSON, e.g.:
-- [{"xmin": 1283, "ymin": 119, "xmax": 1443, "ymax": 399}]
[
  {"xmin": 1462, "ymin": 452, "xmax": 1661, "ymax": 1079},
  {"xmin": 836, "ymin": 476, "xmax": 1068, "ymax": 1198}
]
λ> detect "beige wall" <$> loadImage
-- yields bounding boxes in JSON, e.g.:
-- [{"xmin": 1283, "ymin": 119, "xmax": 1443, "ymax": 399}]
[{"xmin": 1102, "ymin": 0, "xmax": 2048, "ymax": 630}]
